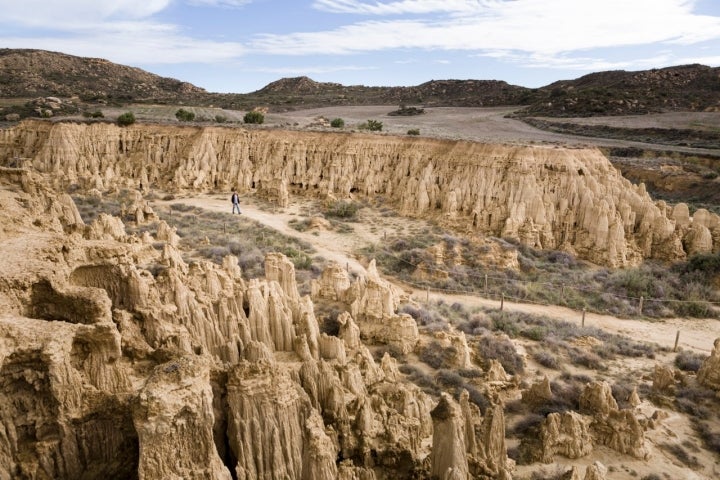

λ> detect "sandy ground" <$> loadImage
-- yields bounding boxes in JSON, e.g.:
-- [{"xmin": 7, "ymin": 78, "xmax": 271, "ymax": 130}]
[{"xmin": 268, "ymin": 106, "xmax": 720, "ymax": 156}]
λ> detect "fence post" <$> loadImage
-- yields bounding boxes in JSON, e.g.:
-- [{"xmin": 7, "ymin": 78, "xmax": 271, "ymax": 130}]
[
  {"xmin": 426, "ymin": 287, "xmax": 429, "ymax": 303},
  {"xmin": 674, "ymin": 330, "xmax": 680, "ymax": 352},
  {"xmin": 346, "ymin": 262, "xmax": 349, "ymax": 273},
  {"xmin": 223, "ymin": 222, "xmax": 226, "ymax": 234},
  {"xmin": 561, "ymin": 284, "xmax": 565, "ymax": 302},
  {"xmin": 484, "ymin": 274, "xmax": 488, "ymax": 298},
  {"xmin": 582, "ymin": 308, "xmax": 586, "ymax": 328},
  {"xmin": 638, "ymin": 296, "xmax": 644, "ymax": 315},
  {"xmin": 500, "ymin": 293, "xmax": 504, "ymax": 311}
]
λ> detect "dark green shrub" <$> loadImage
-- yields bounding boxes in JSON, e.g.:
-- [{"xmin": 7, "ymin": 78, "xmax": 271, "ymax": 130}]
[
  {"xmin": 359, "ymin": 119, "xmax": 383, "ymax": 131},
  {"xmin": 83, "ymin": 110, "xmax": 104, "ymax": 118},
  {"xmin": 407, "ymin": 128, "xmax": 420, "ymax": 135},
  {"xmin": 175, "ymin": 108, "xmax": 195, "ymax": 122},
  {"xmin": 215, "ymin": 115, "xmax": 227, "ymax": 123},
  {"xmin": 117, "ymin": 112, "xmax": 136, "ymax": 126},
  {"xmin": 330, "ymin": 118, "xmax": 344, "ymax": 128},
  {"xmin": 243, "ymin": 111, "xmax": 264, "ymax": 124}
]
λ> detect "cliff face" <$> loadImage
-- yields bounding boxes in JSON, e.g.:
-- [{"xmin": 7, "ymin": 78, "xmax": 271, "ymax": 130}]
[{"xmin": 2, "ymin": 121, "xmax": 718, "ymax": 266}]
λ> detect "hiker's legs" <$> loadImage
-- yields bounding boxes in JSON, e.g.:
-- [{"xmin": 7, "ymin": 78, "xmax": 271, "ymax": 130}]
[{"xmin": 232, "ymin": 203, "xmax": 241, "ymax": 214}]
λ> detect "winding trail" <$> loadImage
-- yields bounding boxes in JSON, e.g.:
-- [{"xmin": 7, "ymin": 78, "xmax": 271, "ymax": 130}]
[{"xmin": 160, "ymin": 193, "xmax": 720, "ymax": 353}]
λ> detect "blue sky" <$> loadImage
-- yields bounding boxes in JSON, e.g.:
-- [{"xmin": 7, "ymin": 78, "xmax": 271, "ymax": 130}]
[{"xmin": 2, "ymin": 0, "xmax": 720, "ymax": 93}]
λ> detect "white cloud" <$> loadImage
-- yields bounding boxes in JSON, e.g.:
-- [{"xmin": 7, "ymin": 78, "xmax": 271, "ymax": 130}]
[
  {"xmin": 256, "ymin": 0, "xmax": 720, "ymax": 58},
  {"xmin": 186, "ymin": 0, "xmax": 253, "ymax": 7},
  {"xmin": 252, "ymin": 64, "xmax": 378, "ymax": 74},
  {"xmin": 312, "ymin": 0, "xmax": 488, "ymax": 15},
  {"xmin": 0, "ymin": 31, "xmax": 246, "ymax": 64},
  {"xmin": 0, "ymin": 0, "xmax": 171, "ymax": 27},
  {"xmin": 0, "ymin": 0, "xmax": 246, "ymax": 64}
]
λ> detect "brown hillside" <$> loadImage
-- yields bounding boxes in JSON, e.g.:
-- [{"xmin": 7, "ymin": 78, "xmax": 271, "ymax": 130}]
[
  {"xmin": 0, "ymin": 48, "xmax": 206, "ymax": 100},
  {"xmin": 521, "ymin": 64, "xmax": 720, "ymax": 117}
]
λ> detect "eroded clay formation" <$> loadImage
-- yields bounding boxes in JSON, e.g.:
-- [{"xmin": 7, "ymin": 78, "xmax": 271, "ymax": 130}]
[
  {"xmin": 0, "ymin": 167, "xmax": 517, "ymax": 479},
  {"xmin": 2, "ymin": 120, "xmax": 718, "ymax": 267}
]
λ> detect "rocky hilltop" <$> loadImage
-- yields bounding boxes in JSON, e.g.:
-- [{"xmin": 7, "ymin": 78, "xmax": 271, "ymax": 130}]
[
  {"xmin": 5, "ymin": 49, "xmax": 719, "ymax": 116},
  {"xmin": 0, "ymin": 49, "xmax": 205, "ymax": 101},
  {"xmin": 1, "ymin": 120, "xmax": 718, "ymax": 267}
]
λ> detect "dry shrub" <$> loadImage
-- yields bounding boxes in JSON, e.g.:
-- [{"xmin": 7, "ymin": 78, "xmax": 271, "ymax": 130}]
[{"xmin": 477, "ymin": 334, "xmax": 524, "ymax": 374}]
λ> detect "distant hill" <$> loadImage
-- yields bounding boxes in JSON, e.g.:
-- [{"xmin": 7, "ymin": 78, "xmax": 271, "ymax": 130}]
[
  {"xmin": 1, "ymin": 49, "xmax": 719, "ymax": 117},
  {"xmin": 523, "ymin": 64, "xmax": 720, "ymax": 117},
  {"xmin": 0, "ymin": 49, "xmax": 206, "ymax": 101}
]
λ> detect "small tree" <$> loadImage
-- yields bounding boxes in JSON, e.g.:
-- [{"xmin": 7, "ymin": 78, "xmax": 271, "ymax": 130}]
[
  {"xmin": 330, "ymin": 118, "xmax": 344, "ymax": 128},
  {"xmin": 175, "ymin": 108, "xmax": 195, "ymax": 122},
  {"xmin": 244, "ymin": 111, "xmax": 264, "ymax": 124},
  {"xmin": 117, "ymin": 112, "xmax": 136, "ymax": 126},
  {"xmin": 407, "ymin": 128, "xmax": 420, "ymax": 135},
  {"xmin": 215, "ymin": 115, "xmax": 227, "ymax": 123}
]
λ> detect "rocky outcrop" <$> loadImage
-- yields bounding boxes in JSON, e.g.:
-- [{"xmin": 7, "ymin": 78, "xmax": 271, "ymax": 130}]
[
  {"xmin": 431, "ymin": 394, "xmax": 469, "ymax": 480},
  {"xmin": 133, "ymin": 356, "xmax": 232, "ymax": 480},
  {"xmin": 313, "ymin": 260, "xmax": 419, "ymax": 354},
  {"xmin": 698, "ymin": 338, "xmax": 720, "ymax": 390},
  {"xmin": 3, "ymin": 121, "xmax": 718, "ymax": 266},
  {"xmin": 537, "ymin": 411, "xmax": 593, "ymax": 463}
]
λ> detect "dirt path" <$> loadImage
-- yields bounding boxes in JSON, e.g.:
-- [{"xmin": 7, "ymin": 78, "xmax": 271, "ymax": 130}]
[{"xmin": 161, "ymin": 193, "xmax": 720, "ymax": 353}]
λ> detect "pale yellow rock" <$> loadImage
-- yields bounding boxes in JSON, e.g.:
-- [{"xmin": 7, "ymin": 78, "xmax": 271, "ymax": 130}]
[
  {"xmin": 538, "ymin": 411, "xmax": 593, "ymax": 462},
  {"xmin": 579, "ymin": 381, "xmax": 618, "ymax": 416},
  {"xmin": 6, "ymin": 119, "xmax": 713, "ymax": 266},
  {"xmin": 133, "ymin": 355, "xmax": 232, "ymax": 480},
  {"xmin": 652, "ymin": 363, "xmax": 676, "ymax": 394},
  {"xmin": 431, "ymin": 394, "xmax": 469, "ymax": 480},
  {"xmin": 698, "ymin": 338, "xmax": 720, "ymax": 390}
]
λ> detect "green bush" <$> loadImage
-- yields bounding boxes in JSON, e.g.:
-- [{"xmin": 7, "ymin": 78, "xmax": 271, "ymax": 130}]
[
  {"xmin": 359, "ymin": 119, "xmax": 383, "ymax": 131},
  {"xmin": 215, "ymin": 115, "xmax": 227, "ymax": 123},
  {"xmin": 117, "ymin": 112, "xmax": 136, "ymax": 126},
  {"xmin": 175, "ymin": 108, "xmax": 195, "ymax": 122},
  {"xmin": 366, "ymin": 119, "xmax": 382, "ymax": 131},
  {"xmin": 330, "ymin": 118, "xmax": 344, "ymax": 128},
  {"xmin": 83, "ymin": 110, "xmax": 104, "ymax": 118},
  {"xmin": 407, "ymin": 128, "xmax": 420, "ymax": 135},
  {"xmin": 243, "ymin": 111, "xmax": 264, "ymax": 124}
]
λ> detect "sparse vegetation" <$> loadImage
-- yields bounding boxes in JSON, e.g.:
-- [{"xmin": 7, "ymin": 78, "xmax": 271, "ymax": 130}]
[
  {"xmin": 407, "ymin": 128, "xmax": 420, "ymax": 135},
  {"xmin": 675, "ymin": 350, "xmax": 708, "ymax": 372},
  {"xmin": 360, "ymin": 231, "xmax": 720, "ymax": 319},
  {"xmin": 324, "ymin": 200, "xmax": 361, "ymax": 220},
  {"xmin": 330, "ymin": 118, "xmax": 344, "ymax": 128}
]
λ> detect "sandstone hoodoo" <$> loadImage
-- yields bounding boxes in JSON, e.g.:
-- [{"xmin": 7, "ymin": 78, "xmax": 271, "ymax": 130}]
[{"xmin": 2, "ymin": 120, "xmax": 717, "ymax": 267}]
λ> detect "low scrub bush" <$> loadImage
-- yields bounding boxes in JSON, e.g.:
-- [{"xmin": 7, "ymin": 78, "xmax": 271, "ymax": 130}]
[
  {"xmin": 477, "ymin": 334, "xmax": 524, "ymax": 374},
  {"xmin": 243, "ymin": 110, "xmax": 264, "ymax": 124},
  {"xmin": 675, "ymin": 350, "xmax": 707, "ymax": 372},
  {"xmin": 330, "ymin": 118, "xmax": 344, "ymax": 128},
  {"xmin": 407, "ymin": 128, "xmax": 420, "ymax": 135},
  {"xmin": 175, "ymin": 108, "xmax": 195, "ymax": 122},
  {"xmin": 324, "ymin": 200, "xmax": 360, "ymax": 219},
  {"xmin": 117, "ymin": 112, "xmax": 135, "ymax": 126}
]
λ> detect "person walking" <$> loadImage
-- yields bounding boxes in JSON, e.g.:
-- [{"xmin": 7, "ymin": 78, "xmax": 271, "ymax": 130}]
[{"xmin": 231, "ymin": 189, "xmax": 242, "ymax": 214}]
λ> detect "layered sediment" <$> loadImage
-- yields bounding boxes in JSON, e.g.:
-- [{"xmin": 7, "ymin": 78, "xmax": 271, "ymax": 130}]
[{"xmin": 2, "ymin": 120, "xmax": 718, "ymax": 266}]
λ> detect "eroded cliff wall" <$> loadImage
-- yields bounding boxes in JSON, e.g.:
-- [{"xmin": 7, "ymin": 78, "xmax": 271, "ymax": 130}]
[{"xmin": 2, "ymin": 120, "xmax": 718, "ymax": 266}]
